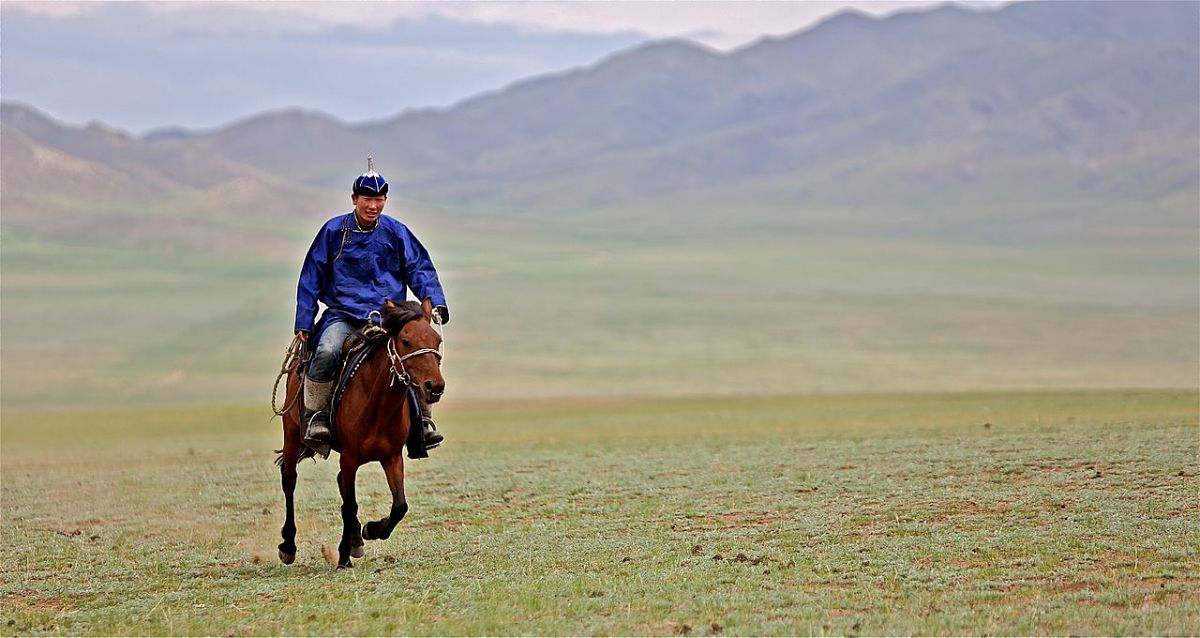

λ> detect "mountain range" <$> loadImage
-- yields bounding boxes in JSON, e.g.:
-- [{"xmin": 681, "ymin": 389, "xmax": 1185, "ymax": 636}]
[{"xmin": 3, "ymin": 0, "xmax": 1197, "ymax": 245}]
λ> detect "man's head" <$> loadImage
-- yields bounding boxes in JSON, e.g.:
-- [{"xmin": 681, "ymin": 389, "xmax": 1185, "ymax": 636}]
[{"xmin": 352, "ymin": 157, "xmax": 388, "ymax": 227}]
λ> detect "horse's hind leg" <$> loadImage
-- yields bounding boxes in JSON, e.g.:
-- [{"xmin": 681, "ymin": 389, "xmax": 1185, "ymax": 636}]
[
  {"xmin": 336, "ymin": 455, "xmax": 364, "ymax": 568},
  {"xmin": 362, "ymin": 455, "xmax": 408, "ymax": 541}
]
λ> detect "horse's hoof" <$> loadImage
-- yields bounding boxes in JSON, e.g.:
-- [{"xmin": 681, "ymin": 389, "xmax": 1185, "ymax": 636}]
[
  {"xmin": 278, "ymin": 548, "xmax": 296, "ymax": 565},
  {"xmin": 361, "ymin": 523, "xmax": 375, "ymax": 541},
  {"xmin": 351, "ymin": 544, "xmax": 364, "ymax": 559},
  {"xmin": 337, "ymin": 559, "xmax": 353, "ymax": 569}
]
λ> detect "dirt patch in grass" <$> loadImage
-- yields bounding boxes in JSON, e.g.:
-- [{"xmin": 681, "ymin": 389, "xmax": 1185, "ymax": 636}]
[
  {"xmin": 910, "ymin": 555, "xmax": 994, "ymax": 570},
  {"xmin": 1090, "ymin": 552, "xmax": 1149, "ymax": 577},
  {"xmin": 1139, "ymin": 592, "xmax": 1191, "ymax": 609},
  {"xmin": 670, "ymin": 510, "xmax": 794, "ymax": 532},
  {"xmin": 1011, "ymin": 574, "xmax": 1197, "ymax": 600},
  {"xmin": 1027, "ymin": 460, "xmax": 1101, "ymax": 472},
  {"xmin": 1052, "ymin": 580, "xmax": 1101, "ymax": 594},
  {"xmin": 413, "ymin": 519, "xmax": 469, "ymax": 531},
  {"xmin": 843, "ymin": 531, "xmax": 886, "ymax": 540},
  {"xmin": 938, "ymin": 499, "xmax": 1015, "ymax": 516},
  {"xmin": 1, "ymin": 591, "xmax": 90, "ymax": 613},
  {"xmin": 647, "ymin": 620, "xmax": 696, "ymax": 635},
  {"xmin": 977, "ymin": 469, "xmax": 1034, "ymax": 484},
  {"xmin": 1165, "ymin": 503, "xmax": 1200, "ymax": 519}
]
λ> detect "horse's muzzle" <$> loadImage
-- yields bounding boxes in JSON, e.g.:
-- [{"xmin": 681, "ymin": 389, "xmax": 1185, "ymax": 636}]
[{"xmin": 423, "ymin": 380, "xmax": 445, "ymax": 404}]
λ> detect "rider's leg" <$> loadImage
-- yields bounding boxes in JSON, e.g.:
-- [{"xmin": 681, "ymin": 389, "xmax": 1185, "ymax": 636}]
[{"xmin": 303, "ymin": 319, "xmax": 354, "ymax": 458}]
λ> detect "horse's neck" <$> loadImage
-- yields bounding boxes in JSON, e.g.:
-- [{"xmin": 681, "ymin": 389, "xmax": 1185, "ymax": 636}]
[{"xmin": 343, "ymin": 349, "xmax": 409, "ymax": 429}]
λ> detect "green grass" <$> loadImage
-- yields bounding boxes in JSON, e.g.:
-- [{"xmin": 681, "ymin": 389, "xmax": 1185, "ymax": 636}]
[
  {"xmin": 2, "ymin": 212, "xmax": 1196, "ymax": 407},
  {"xmin": 2, "ymin": 390, "xmax": 1197, "ymax": 635}
]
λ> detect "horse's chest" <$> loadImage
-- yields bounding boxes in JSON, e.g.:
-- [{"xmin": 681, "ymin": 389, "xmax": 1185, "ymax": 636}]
[{"xmin": 354, "ymin": 434, "xmax": 408, "ymax": 462}]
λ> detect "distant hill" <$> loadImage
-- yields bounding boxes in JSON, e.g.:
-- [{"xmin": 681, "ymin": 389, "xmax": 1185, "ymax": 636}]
[
  {"xmin": 208, "ymin": 1, "xmax": 1200, "ymax": 217},
  {"xmin": 0, "ymin": 102, "xmax": 331, "ymax": 252},
  {"xmin": 4, "ymin": 1, "xmax": 1196, "ymax": 234}
]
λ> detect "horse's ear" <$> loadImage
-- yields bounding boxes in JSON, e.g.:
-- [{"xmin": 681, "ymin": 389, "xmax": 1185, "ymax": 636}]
[
  {"xmin": 421, "ymin": 297, "xmax": 434, "ymax": 321},
  {"xmin": 383, "ymin": 299, "xmax": 396, "ymax": 311}
]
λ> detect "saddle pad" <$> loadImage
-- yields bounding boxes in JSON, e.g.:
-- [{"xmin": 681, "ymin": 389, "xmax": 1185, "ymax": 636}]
[{"xmin": 331, "ymin": 337, "xmax": 381, "ymax": 418}]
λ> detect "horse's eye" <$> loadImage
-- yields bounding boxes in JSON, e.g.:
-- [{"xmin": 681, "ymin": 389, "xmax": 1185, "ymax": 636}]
[{"xmin": 401, "ymin": 338, "xmax": 412, "ymax": 348}]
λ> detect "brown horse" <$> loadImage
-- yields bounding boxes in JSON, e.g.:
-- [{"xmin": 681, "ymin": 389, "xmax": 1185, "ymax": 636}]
[{"xmin": 276, "ymin": 298, "xmax": 445, "ymax": 568}]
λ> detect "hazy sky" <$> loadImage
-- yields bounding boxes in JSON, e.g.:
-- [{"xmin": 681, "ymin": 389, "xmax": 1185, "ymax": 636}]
[{"xmin": 2, "ymin": 1, "xmax": 1003, "ymax": 134}]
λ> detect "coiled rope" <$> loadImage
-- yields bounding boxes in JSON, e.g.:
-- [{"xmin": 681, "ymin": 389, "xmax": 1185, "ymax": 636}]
[{"xmin": 271, "ymin": 334, "xmax": 307, "ymax": 418}]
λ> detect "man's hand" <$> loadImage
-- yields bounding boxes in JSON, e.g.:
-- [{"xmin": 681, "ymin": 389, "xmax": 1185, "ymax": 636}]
[
  {"xmin": 434, "ymin": 306, "xmax": 450, "ymax": 325},
  {"xmin": 295, "ymin": 330, "xmax": 309, "ymax": 343}
]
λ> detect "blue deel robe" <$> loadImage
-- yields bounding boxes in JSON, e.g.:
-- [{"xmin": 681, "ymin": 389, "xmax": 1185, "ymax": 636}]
[{"xmin": 295, "ymin": 212, "xmax": 448, "ymax": 334}]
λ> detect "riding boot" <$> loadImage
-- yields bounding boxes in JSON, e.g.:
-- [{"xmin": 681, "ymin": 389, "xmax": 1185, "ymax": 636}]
[
  {"xmin": 419, "ymin": 399, "xmax": 444, "ymax": 449},
  {"xmin": 302, "ymin": 377, "xmax": 334, "ymax": 459}
]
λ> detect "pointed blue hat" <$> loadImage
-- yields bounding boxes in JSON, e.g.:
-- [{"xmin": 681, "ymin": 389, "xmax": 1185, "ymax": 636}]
[{"xmin": 353, "ymin": 155, "xmax": 389, "ymax": 196}]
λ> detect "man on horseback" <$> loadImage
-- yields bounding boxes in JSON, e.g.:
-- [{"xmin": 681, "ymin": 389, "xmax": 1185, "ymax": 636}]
[{"xmin": 294, "ymin": 157, "xmax": 449, "ymax": 458}]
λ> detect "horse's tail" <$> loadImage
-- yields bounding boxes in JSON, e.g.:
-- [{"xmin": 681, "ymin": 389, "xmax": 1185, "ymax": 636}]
[{"xmin": 274, "ymin": 447, "xmax": 318, "ymax": 466}]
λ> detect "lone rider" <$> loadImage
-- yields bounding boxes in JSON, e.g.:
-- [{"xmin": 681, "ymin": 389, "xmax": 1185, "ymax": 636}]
[{"xmin": 294, "ymin": 157, "xmax": 449, "ymax": 458}]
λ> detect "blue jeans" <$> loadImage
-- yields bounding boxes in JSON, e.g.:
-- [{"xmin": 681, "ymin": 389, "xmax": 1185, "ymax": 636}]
[{"xmin": 307, "ymin": 318, "xmax": 356, "ymax": 383}]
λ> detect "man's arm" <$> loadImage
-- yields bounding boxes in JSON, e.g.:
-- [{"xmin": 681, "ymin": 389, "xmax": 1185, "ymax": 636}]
[
  {"xmin": 296, "ymin": 224, "xmax": 333, "ymax": 333},
  {"xmin": 399, "ymin": 226, "xmax": 449, "ymax": 323}
]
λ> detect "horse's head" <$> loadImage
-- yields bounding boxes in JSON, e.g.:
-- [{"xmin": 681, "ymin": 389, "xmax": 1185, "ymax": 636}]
[{"xmin": 381, "ymin": 298, "xmax": 445, "ymax": 403}]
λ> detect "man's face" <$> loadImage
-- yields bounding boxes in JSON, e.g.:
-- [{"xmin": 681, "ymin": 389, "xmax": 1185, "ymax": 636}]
[{"xmin": 352, "ymin": 194, "xmax": 386, "ymax": 226}]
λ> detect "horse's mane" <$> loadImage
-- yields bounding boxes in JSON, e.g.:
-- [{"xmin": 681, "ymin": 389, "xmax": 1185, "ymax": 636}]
[{"xmin": 381, "ymin": 300, "xmax": 425, "ymax": 334}]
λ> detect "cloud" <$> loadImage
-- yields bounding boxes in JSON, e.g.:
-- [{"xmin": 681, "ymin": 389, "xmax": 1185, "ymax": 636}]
[
  {"xmin": 0, "ymin": 3, "xmax": 648, "ymax": 132},
  {"xmin": 3, "ymin": 0, "xmax": 94, "ymax": 17},
  {"xmin": 1, "ymin": 1, "xmax": 1007, "ymax": 132}
]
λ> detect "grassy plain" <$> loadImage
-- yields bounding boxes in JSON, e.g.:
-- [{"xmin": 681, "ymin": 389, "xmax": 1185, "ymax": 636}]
[
  {"xmin": 3, "ymin": 390, "xmax": 1197, "ymax": 635},
  {"xmin": 2, "ymin": 206, "xmax": 1196, "ymax": 407}
]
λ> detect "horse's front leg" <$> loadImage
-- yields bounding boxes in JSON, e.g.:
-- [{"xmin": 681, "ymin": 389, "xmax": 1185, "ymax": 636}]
[
  {"xmin": 278, "ymin": 459, "xmax": 298, "ymax": 564},
  {"xmin": 336, "ymin": 456, "xmax": 364, "ymax": 568},
  {"xmin": 362, "ymin": 455, "xmax": 408, "ymax": 541}
]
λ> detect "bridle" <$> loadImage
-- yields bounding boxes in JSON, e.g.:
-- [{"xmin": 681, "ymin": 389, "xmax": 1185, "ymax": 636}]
[
  {"xmin": 364, "ymin": 309, "xmax": 445, "ymax": 396},
  {"xmin": 383, "ymin": 312, "xmax": 446, "ymax": 402},
  {"xmin": 385, "ymin": 336, "xmax": 442, "ymax": 393}
]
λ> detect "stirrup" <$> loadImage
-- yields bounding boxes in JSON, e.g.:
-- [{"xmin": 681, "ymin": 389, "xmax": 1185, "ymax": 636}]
[
  {"xmin": 421, "ymin": 417, "xmax": 443, "ymax": 449},
  {"xmin": 303, "ymin": 412, "xmax": 332, "ymax": 459}
]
